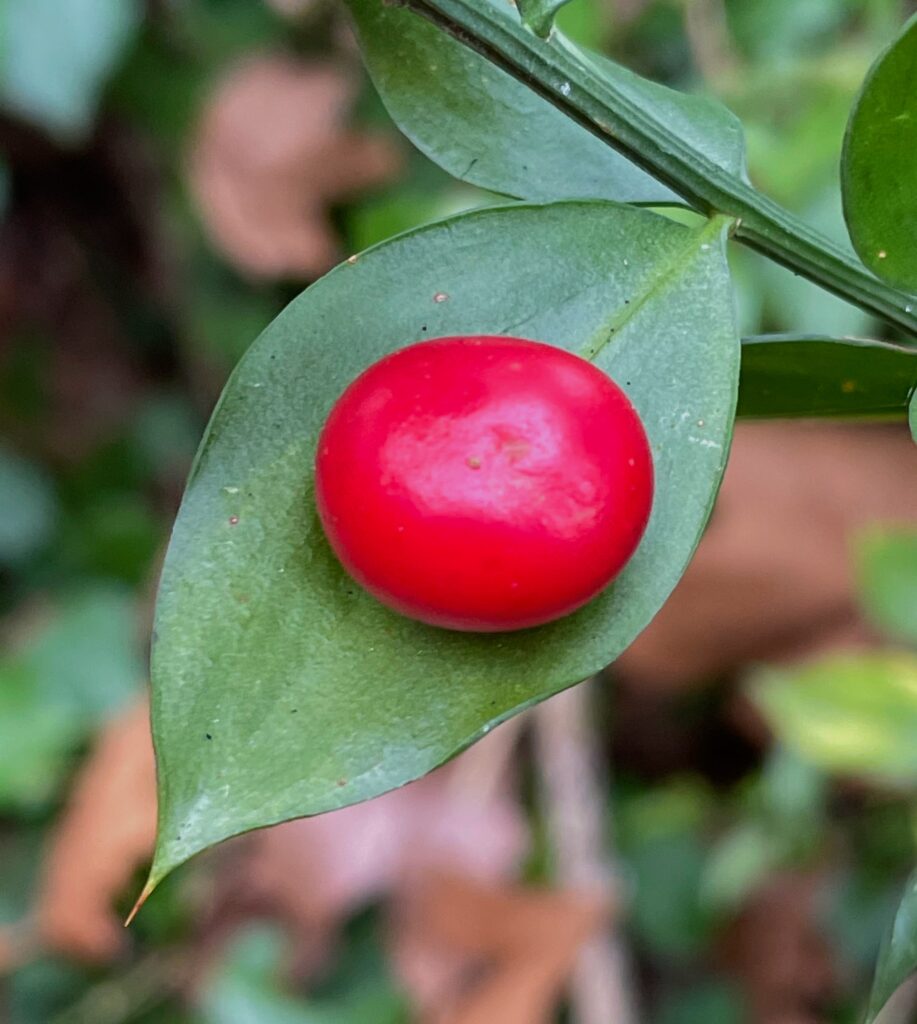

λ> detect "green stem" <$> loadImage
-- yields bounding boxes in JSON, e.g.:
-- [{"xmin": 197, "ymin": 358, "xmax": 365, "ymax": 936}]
[{"xmin": 396, "ymin": 0, "xmax": 917, "ymax": 339}]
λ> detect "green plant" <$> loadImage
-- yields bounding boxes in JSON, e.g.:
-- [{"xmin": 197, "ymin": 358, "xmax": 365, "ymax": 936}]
[{"xmin": 143, "ymin": 4, "xmax": 917, "ymax": 1018}]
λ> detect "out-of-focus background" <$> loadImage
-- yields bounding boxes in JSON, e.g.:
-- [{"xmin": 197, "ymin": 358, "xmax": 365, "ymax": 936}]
[{"xmin": 0, "ymin": 0, "xmax": 916, "ymax": 1022}]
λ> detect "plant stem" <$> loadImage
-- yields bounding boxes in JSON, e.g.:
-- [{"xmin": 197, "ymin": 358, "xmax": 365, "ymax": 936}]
[
  {"xmin": 534, "ymin": 681, "xmax": 639, "ymax": 1024},
  {"xmin": 396, "ymin": 0, "xmax": 917, "ymax": 339}
]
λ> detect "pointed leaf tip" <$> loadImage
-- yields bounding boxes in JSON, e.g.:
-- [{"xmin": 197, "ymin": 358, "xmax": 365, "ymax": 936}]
[
  {"xmin": 124, "ymin": 877, "xmax": 156, "ymax": 928},
  {"xmin": 517, "ymin": 0, "xmax": 569, "ymax": 38}
]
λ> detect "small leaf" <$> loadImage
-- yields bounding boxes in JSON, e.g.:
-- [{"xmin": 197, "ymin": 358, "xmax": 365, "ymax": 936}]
[
  {"xmin": 0, "ymin": 664, "xmax": 79, "ymax": 810},
  {"xmin": 518, "ymin": 0, "xmax": 570, "ymax": 38},
  {"xmin": 346, "ymin": 0, "xmax": 746, "ymax": 205},
  {"xmin": 737, "ymin": 335, "xmax": 917, "ymax": 419},
  {"xmin": 700, "ymin": 822, "xmax": 785, "ymax": 914},
  {"xmin": 0, "ymin": 446, "xmax": 58, "ymax": 563},
  {"xmin": 1, "ymin": 0, "xmax": 143, "ymax": 142},
  {"xmin": 867, "ymin": 868, "xmax": 917, "ymax": 1024},
  {"xmin": 750, "ymin": 652, "xmax": 917, "ymax": 785},
  {"xmin": 857, "ymin": 528, "xmax": 917, "ymax": 646},
  {"xmin": 841, "ymin": 14, "xmax": 917, "ymax": 292},
  {"xmin": 200, "ymin": 925, "xmax": 406, "ymax": 1024},
  {"xmin": 149, "ymin": 201, "xmax": 739, "ymax": 885},
  {"xmin": 0, "ymin": 588, "xmax": 143, "ymax": 810}
]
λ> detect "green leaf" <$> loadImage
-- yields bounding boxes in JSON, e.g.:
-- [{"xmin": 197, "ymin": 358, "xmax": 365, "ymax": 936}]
[
  {"xmin": 1, "ymin": 0, "xmax": 143, "ymax": 142},
  {"xmin": 0, "ymin": 662, "xmax": 80, "ymax": 810},
  {"xmin": 655, "ymin": 982, "xmax": 746, "ymax": 1024},
  {"xmin": 201, "ymin": 926, "xmax": 407, "ymax": 1024},
  {"xmin": 910, "ymin": 390, "xmax": 917, "ymax": 444},
  {"xmin": 618, "ymin": 783, "xmax": 715, "ymax": 958},
  {"xmin": 867, "ymin": 868, "xmax": 917, "ymax": 1024},
  {"xmin": 750, "ymin": 652, "xmax": 917, "ymax": 785},
  {"xmin": 700, "ymin": 750, "xmax": 825, "ymax": 914},
  {"xmin": 701, "ymin": 822, "xmax": 785, "ymax": 914},
  {"xmin": 0, "ymin": 445, "xmax": 58, "ymax": 563},
  {"xmin": 841, "ymin": 14, "xmax": 917, "ymax": 293},
  {"xmin": 345, "ymin": 0, "xmax": 746, "ymax": 205},
  {"xmin": 148, "ymin": 201, "xmax": 739, "ymax": 885},
  {"xmin": 0, "ymin": 587, "xmax": 143, "ymax": 809},
  {"xmin": 737, "ymin": 335, "xmax": 917, "ymax": 419},
  {"xmin": 857, "ymin": 528, "xmax": 917, "ymax": 646},
  {"xmin": 23, "ymin": 587, "xmax": 143, "ymax": 721},
  {"xmin": 518, "ymin": 0, "xmax": 571, "ymax": 38},
  {"xmin": 726, "ymin": 0, "xmax": 848, "ymax": 61}
]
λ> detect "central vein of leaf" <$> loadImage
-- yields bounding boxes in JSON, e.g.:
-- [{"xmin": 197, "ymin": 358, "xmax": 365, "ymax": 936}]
[{"xmin": 579, "ymin": 214, "xmax": 732, "ymax": 362}]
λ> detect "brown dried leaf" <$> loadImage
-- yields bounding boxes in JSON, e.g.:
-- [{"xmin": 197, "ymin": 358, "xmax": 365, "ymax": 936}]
[
  {"xmin": 393, "ymin": 873, "xmax": 605, "ymax": 1024},
  {"xmin": 189, "ymin": 57, "xmax": 400, "ymax": 280},
  {"xmin": 230, "ymin": 722, "xmax": 527, "ymax": 949},
  {"xmin": 718, "ymin": 872, "xmax": 836, "ymax": 1024},
  {"xmin": 618, "ymin": 422, "xmax": 917, "ymax": 691},
  {"xmin": 36, "ymin": 698, "xmax": 157, "ymax": 962}
]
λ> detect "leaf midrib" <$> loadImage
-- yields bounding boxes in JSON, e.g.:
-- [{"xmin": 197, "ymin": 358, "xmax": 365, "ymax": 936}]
[{"xmin": 579, "ymin": 214, "xmax": 731, "ymax": 362}]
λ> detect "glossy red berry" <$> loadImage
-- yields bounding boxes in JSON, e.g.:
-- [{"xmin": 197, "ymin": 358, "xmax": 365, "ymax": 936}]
[{"xmin": 315, "ymin": 336, "xmax": 653, "ymax": 632}]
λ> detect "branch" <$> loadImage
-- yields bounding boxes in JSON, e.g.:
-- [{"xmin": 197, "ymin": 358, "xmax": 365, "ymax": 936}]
[{"xmin": 396, "ymin": 0, "xmax": 917, "ymax": 339}]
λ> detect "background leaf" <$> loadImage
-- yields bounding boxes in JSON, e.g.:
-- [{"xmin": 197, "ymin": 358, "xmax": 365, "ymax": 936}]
[
  {"xmin": 0, "ymin": 588, "xmax": 143, "ymax": 810},
  {"xmin": 200, "ymin": 925, "xmax": 407, "ymax": 1024},
  {"xmin": 856, "ymin": 527, "xmax": 917, "ymax": 646},
  {"xmin": 736, "ymin": 335, "xmax": 917, "ymax": 419},
  {"xmin": 0, "ymin": 446, "xmax": 58, "ymax": 564},
  {"xmin": 345, "ymin": 0, "xmax": 745, "ymax": 205},
  {"xmin": 867, "ymin": 869, "xmax": 917, "ymax": 1023},
  {"xmin": 750, "ymin": 652, "xmax": 917, "ymax": 785},
  {"xmin": 841, "ymin": 13, "xmax": 917, "ymax": 292},
  {"xmin": 149, "ymin": 201, "xmax": 739, "ymax": 884},
  {"xmin": 1, "ymin": 0, "xmax": 143, "ymax": 142}
]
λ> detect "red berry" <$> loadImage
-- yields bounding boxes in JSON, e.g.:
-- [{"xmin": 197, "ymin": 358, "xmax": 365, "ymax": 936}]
[{"xmin": 315, "ymin": 336, "xmax": 653, "ymax": 632}]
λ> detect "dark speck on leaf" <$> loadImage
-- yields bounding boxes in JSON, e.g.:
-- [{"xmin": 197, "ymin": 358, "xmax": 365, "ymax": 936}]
[
  {"xmin": 337, "ymin": 778, "xmax": 348, "ymax": 787},
  {"xmin": 291, "ymin": 709, "xmax": 298, "ymax": 713},
  {"xmin": 206, "ymin": 733, "xmax": 212, "ymax": 740}
]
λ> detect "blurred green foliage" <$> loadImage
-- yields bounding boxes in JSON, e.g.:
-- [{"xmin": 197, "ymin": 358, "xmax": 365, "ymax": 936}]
[
  {"xmin": 1, "ymin": 0, "xmax": 143, "ymax": 141},
  {"xmin": 857, "ymin": 527, "xmax": 917, "ymax": 646},
  {"xmin": 200, "ymin": 923, "xmax": 408, "ymax": 1024},
  {"xmin": 0, "ymin": 446, "xmax": 57, "ymax": 565},
  {"xmin": 0, "ymin": 588, "xmax": 142, "ymax": 810},
  {"xmin": 751, "ymin": 653, "xmax": 917, "ymax": 784}
]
